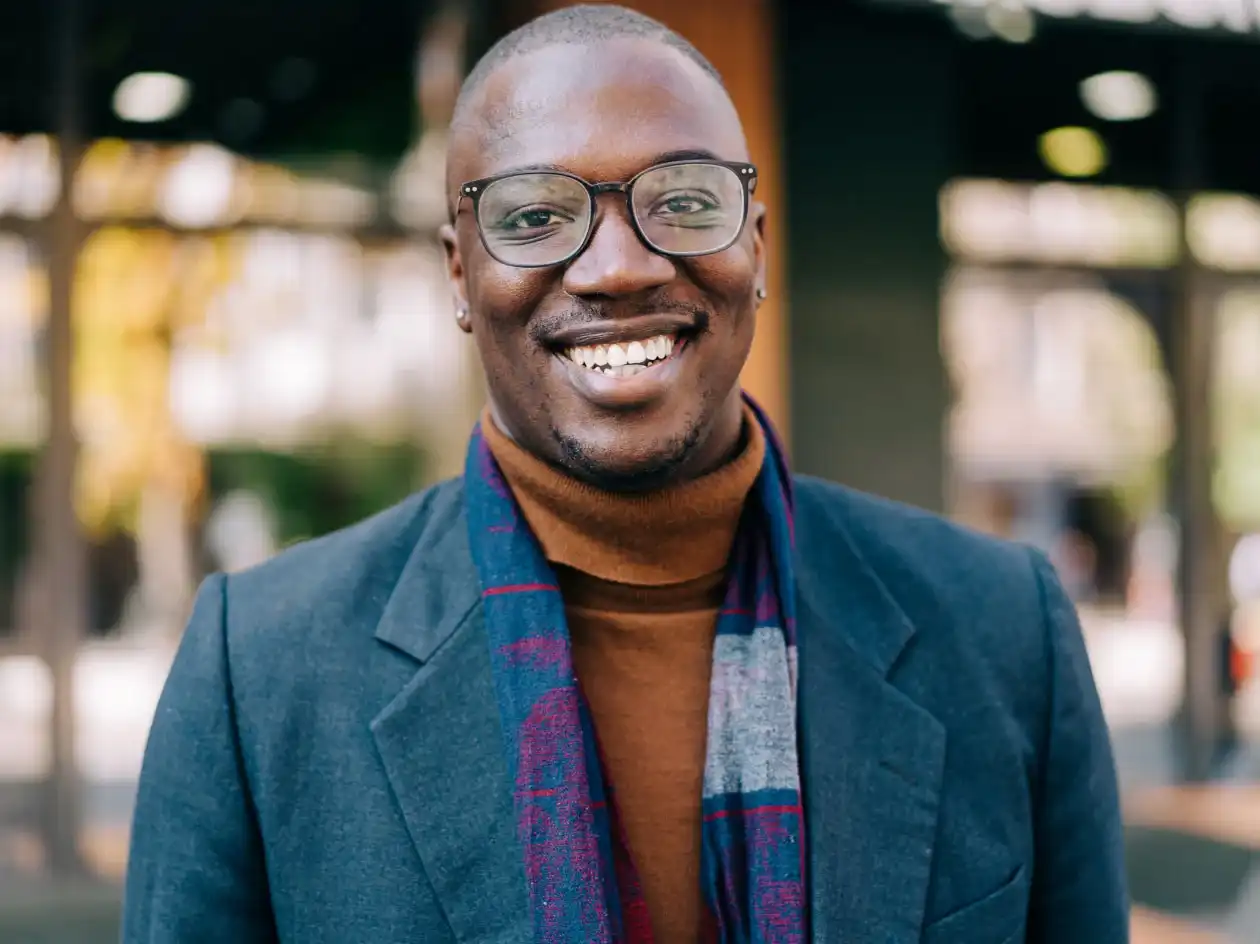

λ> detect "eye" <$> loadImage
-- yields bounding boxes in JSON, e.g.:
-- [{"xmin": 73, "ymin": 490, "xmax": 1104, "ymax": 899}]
[
  {"xmin": 655, "ymin": 191, "xmax": 719, "ymax": 216},
  {"xmin": 497, "ymin": 206, "xmax": 573, "ymax": 232}
]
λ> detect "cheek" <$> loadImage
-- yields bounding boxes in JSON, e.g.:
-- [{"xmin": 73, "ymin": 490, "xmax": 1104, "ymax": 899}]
[
  {"xmin": 464, "ymin": 260, "xmax": 558, "ymax": 409},
  {"xmin": 467, "ymin": 262, "xmax": 545, "ymax": 322},
  {"xmin": 466, "ymin": 258, "xmax": 555, "ymax": 362},
  {"xmin": 686, "ymin": 248, "xmax": 758, "ymax": 330}
]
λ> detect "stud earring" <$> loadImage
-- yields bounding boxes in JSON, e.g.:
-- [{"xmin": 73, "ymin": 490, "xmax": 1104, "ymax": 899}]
[{"xmin": 755, "ymin": 287, "xmax": 767, "ymax": 301}]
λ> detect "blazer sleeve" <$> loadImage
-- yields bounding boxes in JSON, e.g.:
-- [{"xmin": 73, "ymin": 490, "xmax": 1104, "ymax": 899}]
[
  {"xmin": 121, "ymin": 573, "xmax": 278, "ymax": 944},
  {"xmin": 1025, "ymin": 549, "xmax": 1130, "ymax": 944}
]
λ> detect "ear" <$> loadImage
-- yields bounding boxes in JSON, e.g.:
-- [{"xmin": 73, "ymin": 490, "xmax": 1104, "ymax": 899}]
[
  {"xmin": 749, "ymin": 200, "xmax": 768, "ymax": 301},
  {"xmin": 439, "ymin": 222, "xmax": 473, "ymax": 334}
]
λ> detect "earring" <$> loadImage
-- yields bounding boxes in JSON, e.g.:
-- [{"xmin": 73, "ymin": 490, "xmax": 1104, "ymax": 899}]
[{"xmin": 755, "ymin": 287, "xmax": 767, "ymax": 301}]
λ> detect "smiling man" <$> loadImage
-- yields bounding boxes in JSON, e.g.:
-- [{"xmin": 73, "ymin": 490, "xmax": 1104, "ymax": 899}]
[{"xmin": 122, "ymin": 6, "xmax": 1129, "ymax": 944}]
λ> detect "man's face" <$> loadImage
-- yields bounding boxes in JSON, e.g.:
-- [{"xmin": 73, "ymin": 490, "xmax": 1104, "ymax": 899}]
[{"xmin": 441, "ymin": 38, "xmax": 765, "ymax": 490}]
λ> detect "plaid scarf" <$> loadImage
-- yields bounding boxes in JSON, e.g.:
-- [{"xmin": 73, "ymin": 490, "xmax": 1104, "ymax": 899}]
[{"xmin": 464, "ymin": 394, "xmax": 807, "ymax": 944}]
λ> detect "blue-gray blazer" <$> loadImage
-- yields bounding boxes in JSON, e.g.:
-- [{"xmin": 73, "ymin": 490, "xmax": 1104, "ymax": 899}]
[{"xmin": 122, "ymin": 475, "xmax": 1129, "ymax": 943}]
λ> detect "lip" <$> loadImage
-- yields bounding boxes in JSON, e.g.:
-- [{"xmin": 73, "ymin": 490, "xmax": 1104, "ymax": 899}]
[
  {"xmin": 544, "ymin": 313, "xmax": 699, "ymax": 350},
  {"xmin": 554, "ymin": 336, "xmax": 691, "ymax": 410}
]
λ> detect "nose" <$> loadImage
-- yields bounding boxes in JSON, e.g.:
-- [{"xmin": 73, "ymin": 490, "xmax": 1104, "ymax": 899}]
[{"xmin": 562, "ymin": 198, "xmax": 675, "ymax": 298}]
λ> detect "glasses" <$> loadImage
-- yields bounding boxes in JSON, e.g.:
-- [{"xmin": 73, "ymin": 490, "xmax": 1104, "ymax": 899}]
[{"xmin": 455, "ymin": 160, "xmax": 757, "ymax": 268}]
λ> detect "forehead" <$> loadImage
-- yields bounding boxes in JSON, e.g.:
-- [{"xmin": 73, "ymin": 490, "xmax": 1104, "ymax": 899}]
[{"xmin": 459, "ymin": 38, "xmax": 748, "ymax": 182}]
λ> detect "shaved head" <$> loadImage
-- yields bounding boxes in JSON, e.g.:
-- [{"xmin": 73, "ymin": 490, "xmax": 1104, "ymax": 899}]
[
  {"xmin": 447, "ymin": 4, "xmax": 732, "ymax": 207},
  {"xmin": 452, "ymin": 4, "xmax": 723, "ymax": 131}
]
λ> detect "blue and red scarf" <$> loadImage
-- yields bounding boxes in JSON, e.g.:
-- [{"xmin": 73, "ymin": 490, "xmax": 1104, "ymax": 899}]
[{"xmin": 464, "ymin": 394, "xmax": 807, "ymax": 943}]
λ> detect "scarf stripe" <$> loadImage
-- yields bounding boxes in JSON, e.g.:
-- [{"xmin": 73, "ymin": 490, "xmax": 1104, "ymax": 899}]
[{"xmin": 465, "ymin": 393, "xmax": 806, "ymax": 943}]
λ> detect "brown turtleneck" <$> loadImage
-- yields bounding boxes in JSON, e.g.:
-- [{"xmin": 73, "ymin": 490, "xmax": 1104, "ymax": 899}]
[{"xmin": 482, "ymin": 406, "xmax": 765, "ymax": 944}]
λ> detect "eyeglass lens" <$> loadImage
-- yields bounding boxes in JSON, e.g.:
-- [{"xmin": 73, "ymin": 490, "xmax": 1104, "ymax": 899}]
[{"xmin": 474, "ymin": 162, "xmax": 747, "ymax": 267}]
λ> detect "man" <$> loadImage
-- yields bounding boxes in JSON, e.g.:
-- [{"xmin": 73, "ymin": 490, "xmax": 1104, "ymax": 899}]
[{"xmin": 122, "ymin": 6, "xmax": 1129, "ymax": 943}]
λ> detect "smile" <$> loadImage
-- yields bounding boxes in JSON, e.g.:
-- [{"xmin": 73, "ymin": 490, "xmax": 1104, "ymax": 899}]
[
  {"xmin": 546, "ymin": 313, "xmax": 698, "ymax": 408},
  {"xmin": 560, "ymin": 333, "xmax": 680, "ymax": 378}
]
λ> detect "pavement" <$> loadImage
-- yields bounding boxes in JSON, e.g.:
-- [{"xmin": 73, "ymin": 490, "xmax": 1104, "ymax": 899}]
[
  {"xmin": 2, "ymin": 613, "xmax": 1260, "ymax": 941},
  {"xmin": 0, "ymin": 873, "xmax": 120, "ymax": 944},
  {"xmin": 4, "ymin": 781, "xmax": 1259, "ymax": 942}
]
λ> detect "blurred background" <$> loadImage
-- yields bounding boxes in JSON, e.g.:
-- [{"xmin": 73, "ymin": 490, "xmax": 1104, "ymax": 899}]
[{"xmin": 1, "ymin": 0, "xmax": 1259, "ymax": 940}]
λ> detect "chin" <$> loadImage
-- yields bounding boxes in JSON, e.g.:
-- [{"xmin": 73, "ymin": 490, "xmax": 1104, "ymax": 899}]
[{"xmin": 552, "ymin": 424, "xmax": 701, "ymax": 493}]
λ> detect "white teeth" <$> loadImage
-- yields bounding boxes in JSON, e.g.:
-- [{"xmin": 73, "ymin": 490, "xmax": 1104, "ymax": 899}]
[
  {"xmin": 563, "ymin": 334, "xmax": 678, "ymax": 375},
  {"xmin": 604, "ymin": 364, "xmax": 646, "ymax": 378}
]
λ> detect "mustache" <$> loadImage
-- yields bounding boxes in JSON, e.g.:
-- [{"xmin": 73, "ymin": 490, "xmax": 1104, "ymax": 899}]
[{"xmin": 529, "ymin": 298, "xmax": 710, "ymax": 344}]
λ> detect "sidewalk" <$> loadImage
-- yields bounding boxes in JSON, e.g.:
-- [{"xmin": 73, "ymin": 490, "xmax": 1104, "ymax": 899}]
[
  {"xmin": 1125, "ymin": 786, "xmax": 1260, "ymax": 943},
  {"xmin": 1133, "ymin": 907, "xmax": 1231, "ymax": 943},
  {"xmin": 0, "ymin": 872, "xmax": 120, "ymax": 943},
  {"xmin": 2, "ymin": 619, "xmax": 1257, "ymax": 941},
  {"xmin": 1, "ymin": 821, "xmax": 1253, "ymax": 941},
  {"xmin": 0, "ymin": 879, "xmax": 1239, "ymax": 943}
]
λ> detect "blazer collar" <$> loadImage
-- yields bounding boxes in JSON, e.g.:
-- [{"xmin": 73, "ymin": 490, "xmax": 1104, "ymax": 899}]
[{"xmin": 374, "ymin": 481, "xmax": 481, "ymax": 664}]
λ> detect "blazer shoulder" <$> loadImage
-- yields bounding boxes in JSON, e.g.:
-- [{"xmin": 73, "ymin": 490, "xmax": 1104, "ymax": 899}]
[
  {"xmin": 793, "ymin": 474, "xmax": 1039, "ymax": 579},
  {"xmin": 220, "ymin": 477, "xmax": 465, "ymax": 642},
  {"xmin": 792, "ymin": 474, "xmax": 1049, "ymax": 653}
]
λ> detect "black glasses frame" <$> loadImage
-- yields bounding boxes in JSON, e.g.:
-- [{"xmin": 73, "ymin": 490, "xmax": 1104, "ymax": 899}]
[{"xmin": 454, "ymin": 159, "xmax": 758, "ymax": 269}]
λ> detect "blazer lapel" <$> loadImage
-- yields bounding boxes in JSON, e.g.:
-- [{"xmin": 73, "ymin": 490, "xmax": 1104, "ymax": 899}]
[
  {"xmin": 370, "ymin": 485, "xmax": 531, "ymax": 943},
  {"xmin": 795, "ymin": 486, "xmax": 947, "ymax": 943}
]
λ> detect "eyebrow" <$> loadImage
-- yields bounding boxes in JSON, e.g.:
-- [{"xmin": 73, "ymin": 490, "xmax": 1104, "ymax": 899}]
[{"xmin": 491, "ymin": 148, "xmax": 725, "ymax": 178}]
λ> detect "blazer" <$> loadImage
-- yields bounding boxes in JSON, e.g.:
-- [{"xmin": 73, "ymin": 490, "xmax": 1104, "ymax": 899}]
[{"xmin": 121, "ymin": 475, "xmax": 1129, "ymax": 944}]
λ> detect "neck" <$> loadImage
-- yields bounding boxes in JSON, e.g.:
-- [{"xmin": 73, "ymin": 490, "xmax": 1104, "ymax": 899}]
[
  {"xmin": 488, "ymin": 392, "xmax": 747, "ymax": 494},
  {"xmin": 480, "ymin": 402, "xmax": 766, "ymax": 586}
]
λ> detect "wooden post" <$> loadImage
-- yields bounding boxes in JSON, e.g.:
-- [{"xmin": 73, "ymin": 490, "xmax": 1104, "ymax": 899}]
[
  {"xmin": 38, "ymin": 0, "xmax": 88, "ymax": 874},
  {"xmin": 1168, "ymin": 49, "xmax": 1231, "ymax": 782}
]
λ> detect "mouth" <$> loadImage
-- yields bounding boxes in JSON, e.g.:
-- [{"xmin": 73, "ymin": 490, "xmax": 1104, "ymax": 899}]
[
  {"xmin": 558, "ymin": 332, "xmax": 685, "ymax": 378},
  {"xmin": 544, "ymin": 312, "xmax": 700, "ymax": 382},
  {"xmin": 544, "ymin": 315, "xmax": 700, "ymax": 408}
]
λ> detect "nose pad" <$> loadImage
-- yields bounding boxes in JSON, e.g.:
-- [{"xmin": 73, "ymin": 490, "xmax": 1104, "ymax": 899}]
[
  {"xmin": 563, "ymin": 199, "xmax": 675, "ymax": 297},
  {"xmin": 587, "ymin": 201, "xmax": 645, "ymax": 253}
]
